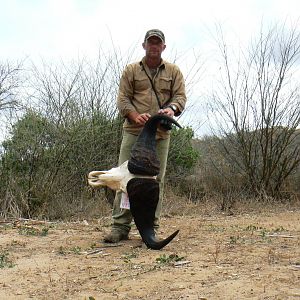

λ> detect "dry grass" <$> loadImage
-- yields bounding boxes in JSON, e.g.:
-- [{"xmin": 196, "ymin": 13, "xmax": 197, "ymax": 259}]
[
  {"xmin": 1, "ymin": 181, "xmax": 299, "ymax": 222},
  {"xmin": 162, "ymin": 185, "xmax": 300, "ymax": 218}
]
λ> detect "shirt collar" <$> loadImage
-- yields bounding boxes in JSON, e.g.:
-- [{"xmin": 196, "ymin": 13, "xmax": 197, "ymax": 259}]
[{"xmin": 140, "ymin": 57, "xmax": 166, "ymax": 69}]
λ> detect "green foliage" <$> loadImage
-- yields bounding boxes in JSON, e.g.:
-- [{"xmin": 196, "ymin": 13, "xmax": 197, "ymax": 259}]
[
  {"xmin": 121, "ymin": 250, "xmax": 138, "ymax": 263},
  {"xmin": 0, "ymin": 110, "xmax": 56, "ymax": 215},
  {"xmin": 0, "ymin": 251, "xmax": 14, "ymax": 268},
  {"xmin": 2, "ymin": 110, "xmax": 55, "ymax": 172},
  {"xmin": 229, "ymin": 236, "xmax": 240, "ymax": 244},
  {"xmin": 0, "ymin": 107, "xmax": 201, "ymax": 217},
  {"xmin": 166, "ymin": 126, "xmax": 201, "ymax": 200},
  {"xmin": 155, "ymin": 253, "xmax": 185, "ymax": 265},
  {"xmin": 168, "ymin": 126, "xmax": 200, "ymax": 174},
  {"xmin": 0, "ymin": 109, "xmax": 123, "ymax": 218},
  {"xmin": 71, "ymin": 246, "xmax": 82, "ymax": 255},
  {"xmin": 18, "ymin": 226, "xmax": 49, "ymax": 236}
]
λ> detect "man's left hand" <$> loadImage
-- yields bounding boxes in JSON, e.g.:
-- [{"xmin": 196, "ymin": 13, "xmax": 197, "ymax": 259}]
[{"xmin": 158, "ymin": 107, "xmax": 174, "ymax": 117}]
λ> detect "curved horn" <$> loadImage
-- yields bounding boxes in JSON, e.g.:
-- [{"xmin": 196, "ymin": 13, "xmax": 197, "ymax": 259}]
[
  {"xmin": 128, "ymin": 114, "xmax": 181, "ymax": 176},
  {"xmin": 127, "ymin": 178, "xmax": 179, "ymax": 250},
  {"xmin": 139, "ymin": 228, "xmax": 179, "ymax": 250}
]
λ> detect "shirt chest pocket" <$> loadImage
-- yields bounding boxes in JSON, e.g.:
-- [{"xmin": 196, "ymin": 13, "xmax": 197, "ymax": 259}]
[
  {"xmin": 134, "ymin": 77, "xmax": 149, "ymax": 92},
  {"xmin": 159, "ymin": 77, "xmax": 172, "ymax": 96}
]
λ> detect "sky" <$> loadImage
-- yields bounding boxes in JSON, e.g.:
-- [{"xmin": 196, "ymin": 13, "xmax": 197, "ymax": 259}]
[{"xmin": 0, "ymin": 0, "xmax": 299, "ymax": 136}]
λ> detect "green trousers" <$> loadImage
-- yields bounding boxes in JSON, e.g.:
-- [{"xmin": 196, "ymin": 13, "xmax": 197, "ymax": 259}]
[{"xmin": 111, "ymin": 131, "xmax": 170, "ymax": 234}]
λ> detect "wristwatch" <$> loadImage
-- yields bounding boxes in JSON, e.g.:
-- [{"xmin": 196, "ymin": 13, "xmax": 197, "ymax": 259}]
[{"xmin": 168, "ymin": 104, "xmax": 177, "ymax": 113}]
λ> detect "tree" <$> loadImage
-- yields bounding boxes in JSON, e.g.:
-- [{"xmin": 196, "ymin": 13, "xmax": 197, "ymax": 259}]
[
  {"xmin": 0, "ymin": 49, "xmax": 127, "ymax": 217},
  {"xmin": 168, "ymin": 126, "xmax": 199, "ymax": 176},
  {"xmin": 209, "ymin": 23, "xmax": 300, "ymax": 198},
  {"xmin": 0, "ymin": 60, "xmax": 22, "ymax": 111},
  {"xmin": 0, "ymin": 110, "xmax": 56, "ymax": 216}
]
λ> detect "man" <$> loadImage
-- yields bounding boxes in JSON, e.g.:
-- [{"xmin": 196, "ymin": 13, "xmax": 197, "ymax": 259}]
[{"xmin": 104, "ymin": 29, "xmax": 187, "ymax": 243}]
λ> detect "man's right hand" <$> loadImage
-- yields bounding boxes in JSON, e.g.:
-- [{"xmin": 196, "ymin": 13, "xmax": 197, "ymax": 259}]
[{"xmin": 127, "ymin": 112, "xmax": 151, "ymax": 125}]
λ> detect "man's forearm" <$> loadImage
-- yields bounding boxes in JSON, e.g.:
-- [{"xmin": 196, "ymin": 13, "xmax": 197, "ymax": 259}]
[{"xmin": 126, "ymin": 111, "xmax": 140, "ymax": 123}]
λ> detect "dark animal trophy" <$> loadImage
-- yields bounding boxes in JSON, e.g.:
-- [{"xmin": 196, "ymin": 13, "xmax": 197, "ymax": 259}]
[
  {"xmin": 88, "ymin": 114, "xmax": 181, "ymax": 250},
  {"xmin": 127, "ymin": 114, "xmax": 180, "ymax": 250}
]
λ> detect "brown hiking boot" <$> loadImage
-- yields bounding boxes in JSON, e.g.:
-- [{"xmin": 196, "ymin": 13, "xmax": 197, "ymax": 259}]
[{"xmin": 103, "ymin": 229, "xmax": 129, "ymax": 243}]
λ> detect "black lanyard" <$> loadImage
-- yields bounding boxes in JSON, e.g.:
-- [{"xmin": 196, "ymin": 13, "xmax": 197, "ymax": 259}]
[
  {"xmin": 141, "ymin": 64, "xmax": 173, "ymax": 130},
  {"xmin": 141, "ymin": 64, "xmax": 163, "ymax": 109}
]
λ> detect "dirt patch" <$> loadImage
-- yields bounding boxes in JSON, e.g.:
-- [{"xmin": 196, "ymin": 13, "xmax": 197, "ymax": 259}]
[{"xmin": 0, "ymin": 210, "xmax": 300, "ymax": 299}]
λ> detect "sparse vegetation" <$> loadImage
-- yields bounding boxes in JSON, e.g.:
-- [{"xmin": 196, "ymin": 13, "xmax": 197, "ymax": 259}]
[
  {"xmin": 0, "ymin": 251, "xmax": 14, "ymax": 269},
  {"xmin": 71, "ymin": 246, "xmax": 82, "ymax": 255},
  {"xmin": 0, "ymin": 210, "xmax": 299, "ymax": 298},
  {"xmin": 121, "ymin": 251, "xmax": 138, "ymax": 263},
  {"xmin": 205, "ymin": 23, "xmax": 300, "ymax": 200},
  {"xmin": 0, "ymin": 22, "xmax": 299, "ymax": 220},
  {"xmin": 18, "ymin": 226, "xmax": 49, "ymax": 236},
  {"xmin": 155, "ymin": 253, "xmax": 185, "ymax": 265}
]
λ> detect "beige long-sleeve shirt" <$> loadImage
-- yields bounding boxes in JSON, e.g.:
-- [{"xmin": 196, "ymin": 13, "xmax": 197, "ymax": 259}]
[{"xmin": 117, "ymin": 57, "xmax": 187, "ymax": 139}]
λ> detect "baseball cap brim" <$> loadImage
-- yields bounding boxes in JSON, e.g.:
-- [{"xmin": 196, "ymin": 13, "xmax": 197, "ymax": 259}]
[{"xmin": 144, "ymin": 29, "xmax": 165, "ymax": 43}]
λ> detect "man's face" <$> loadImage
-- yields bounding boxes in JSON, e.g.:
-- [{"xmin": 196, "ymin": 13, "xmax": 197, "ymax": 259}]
[{"xmin": 143, "ymin": 36, "xmax": 166, "ymax": 59}]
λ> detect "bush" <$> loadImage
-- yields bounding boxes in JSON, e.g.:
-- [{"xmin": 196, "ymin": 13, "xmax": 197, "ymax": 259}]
[{"xmin": 0, "ymin": 110, "xmax": 122, "ymax": 218}]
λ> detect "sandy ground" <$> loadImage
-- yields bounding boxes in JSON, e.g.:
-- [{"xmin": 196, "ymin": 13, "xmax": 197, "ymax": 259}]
[{"xmin": 0, "ymin": 209, "xmax": 300, "ymax": 300}]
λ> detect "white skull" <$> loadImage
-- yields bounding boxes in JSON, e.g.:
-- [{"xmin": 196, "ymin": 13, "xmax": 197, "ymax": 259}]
[{"xmin": 88, "ymin": 161, "xmax": 156, "ymax": 193}]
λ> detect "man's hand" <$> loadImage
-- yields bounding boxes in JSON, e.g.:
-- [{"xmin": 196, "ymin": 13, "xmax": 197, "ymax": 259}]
[
  {"xmin": 127, "ymin": 111, "xmax": 151, "ymax": 125},
  {"xmin": 158, "ymin": 107, "xmax": 174, "ymax": 117},
  {"xmin": 134, "ymin": 113, "xmax": 151, "ymax": 125},
  {"xmin": 158, "ymin": 108, "xmax": 174, "ymax": 131}
]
